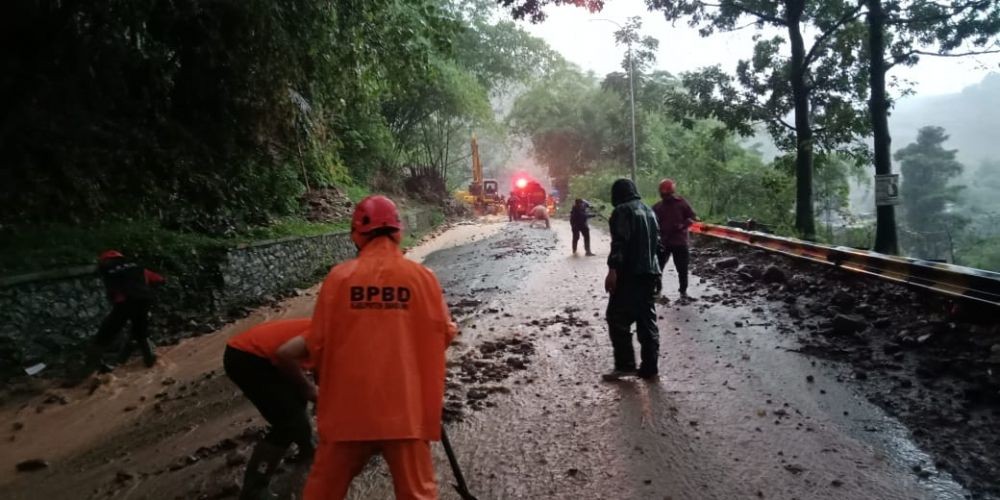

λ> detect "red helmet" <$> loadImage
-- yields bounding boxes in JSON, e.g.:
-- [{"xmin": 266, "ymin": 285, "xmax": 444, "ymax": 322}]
[
  {"xmin": 98, "ymin": 250, "xmax": 124, "ymax": 262},
  {"xmin": 658, "ymin": 179, "xmax": 676, "ymax": 195},
  {"xmin": 351, "ymin": 195, "xmax": 402, "ymax": 235}
]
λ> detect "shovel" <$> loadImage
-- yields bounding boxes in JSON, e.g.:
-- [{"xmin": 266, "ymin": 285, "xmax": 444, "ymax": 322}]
[{"xmin": 440, "ymin": 425, "xmax": 479, "ymax": 500}]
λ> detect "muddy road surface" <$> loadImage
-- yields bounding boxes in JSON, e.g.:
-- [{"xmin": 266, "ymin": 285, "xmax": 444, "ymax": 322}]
[{"xmin": 0, "ymin": 219, "xmax": 988, "ymax": 499}]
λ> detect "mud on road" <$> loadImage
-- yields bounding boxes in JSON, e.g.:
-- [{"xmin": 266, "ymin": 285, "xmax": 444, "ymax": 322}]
[
  {"xmin": 0, "ymin": 219, "xmax": 995, "ymax": 499},
  {"xmin": 688, "ymin": 237, "xmax": 1000, "ymax": 500}
]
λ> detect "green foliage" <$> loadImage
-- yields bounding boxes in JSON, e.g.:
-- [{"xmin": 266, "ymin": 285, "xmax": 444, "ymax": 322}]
[
  {"xmin": 567, "ymin": 117, "xmax": 796, "ymax": 231},
  {"xmin": 236, "ymin": 218, "xmax": 351, "ymax": 242},
  {"xmin": 814, "ymin": 154, "xmax": 866, "ymax": 239},
  {"xmin": 883, "ymin": 1, "xmax": 1000, "ymax": 68},
  {"xmin": 0, "ymin": 221, "xmax": 226, "ymax": 277},
  {"xmin": 2, "ymin": 0, "xmax": 343, "ymax": 232},
  {"xmin": 0, "ymin": 216, "xmax": 353, "ymax": 276},
  {"xmin": 955, "ymin": 235, "xmax": 1000, "ymax": 272},
  {"xmin": 2, "ymin": 0, "xmax": 554, "ymax": 240},
  {"xmin": 510, "ymin": 31, "xmax": 797, "ymax": 231},
  {"xmin": 508, "ymin": 63, "xmax": 626, "ymax": 194},
  {"xmin": 648, "ymin": 0, "xmax": 872, "ymax": 239}
]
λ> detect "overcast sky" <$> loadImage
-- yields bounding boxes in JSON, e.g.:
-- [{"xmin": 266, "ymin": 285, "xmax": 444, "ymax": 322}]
[{"xmin": 517, "ymin": 0, "xmax": 1000, "ymax": 98}]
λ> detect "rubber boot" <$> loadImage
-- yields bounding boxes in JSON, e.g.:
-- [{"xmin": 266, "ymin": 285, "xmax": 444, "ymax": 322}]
[
  {"xmin": 75, "ymin": 344, "xmax": 111, "ymax": 379},
  {"xmin": 139, "ymin": 339, "xmax": 157, "ymax": 368},
  {"xmin": 289, "ymin": 435, "xmax": 317, "ymax": 465},
  {"xmin": 117, "ymin": 340, "xmax": 135, "ymax": 365},
  {"xmin": 240, "ymin": 441, "xmax": 286, "ymax": 500}
]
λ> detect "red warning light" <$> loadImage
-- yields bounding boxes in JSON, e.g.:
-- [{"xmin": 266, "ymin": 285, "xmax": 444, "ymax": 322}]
[{"xmin": 515, "ymin": 178, "xmax": 528, "ymax": 189}]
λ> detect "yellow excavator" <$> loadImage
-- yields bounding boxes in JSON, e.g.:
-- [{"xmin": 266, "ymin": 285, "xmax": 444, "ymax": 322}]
[{"xmin": 455, "ymin": 136, "xmax": 503, "ymax": 215}]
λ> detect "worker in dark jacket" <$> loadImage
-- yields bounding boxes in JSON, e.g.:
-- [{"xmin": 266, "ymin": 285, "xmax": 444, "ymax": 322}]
[
  {"xmin": 652, "ymin": 179, "xmax": 697, "ymax": 298},
  {"xmin": 507, "ymin": 193, "xmax": 519, "ymax": 222},
  {"xmin": 603, "ymin": 179, "xmax": 662, "ymax": 381},
  {"xmin": 83, "ymin": 250, "xmax": 164, "ymax": 375},
  {"xmin": 569, "ymin": 198, "xmax": 596, "ymax": 256}
]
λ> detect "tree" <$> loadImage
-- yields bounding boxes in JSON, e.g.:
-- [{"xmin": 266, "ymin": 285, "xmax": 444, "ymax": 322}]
[
  {"xmin": 508, "ymin": 63, "xmax": 625, "ymax": 195},
  {"xmin": 650, "ymin": 0, "xmax": 870, "ymax": 240},
  {"xmin": 495, "ymin": 0, "xmax": 604, "ymax": 22},
  {"xmin": 863, "ymin": 0, "xmax": 1000, "ymax": 254},
  {"xmin": 894, "ymin": 126, "xmax": 966, "ymax": 259},
  {"xmin": 1, "ymin": 0, "xmax": 557, "ymax": 232},
  {"xmin": 813, "ymin": 154, "xmax": 863, "ymax": 240},
  {"xmin": 454, "ymin": 0, "xmax": 562, "ymax": 95}
]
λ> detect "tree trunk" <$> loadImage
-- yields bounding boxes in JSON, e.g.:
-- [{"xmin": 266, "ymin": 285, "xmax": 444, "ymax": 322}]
[
  {"xmin": 787, "ymin": 1, "xmax": 816, "ymax": 240},
  {"xmin": 867, "ymin": 0, "xmax": 900, "ymax": 254}
]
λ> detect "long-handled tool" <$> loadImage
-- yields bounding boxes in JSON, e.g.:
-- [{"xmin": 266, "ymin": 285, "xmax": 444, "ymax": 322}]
[{"xmin": 440, "ymin": 425, "xmax": 479, "ymax": 500}]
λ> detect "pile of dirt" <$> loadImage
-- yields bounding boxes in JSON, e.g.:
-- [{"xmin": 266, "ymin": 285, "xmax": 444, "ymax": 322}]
[
  {"xmin": 442, "ymin": 198, "xmax": 472, "ymax": 217},
  {"xmin": 403, "ymin": 171, "xmax": 448, "ymax": 204},
  {"xmin": 691, "ymin": 236, "xmax": 1000, "ymax": 498},
  {"xmin": 301, "ymin": 187, "xmax": 353, "ymax": 223},
  {"xmin": 444, "ymin": 336, "xmax": 536, "ymax": 422}
]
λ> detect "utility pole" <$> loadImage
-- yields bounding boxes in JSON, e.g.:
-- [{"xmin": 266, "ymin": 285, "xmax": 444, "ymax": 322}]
[
  {"xmin": 626, "ymin": 40, "xmax": 637, "ymax": 183},
  {"xmin": 591, "ymin": 18, "xmax": 637, "ymax": 182}
]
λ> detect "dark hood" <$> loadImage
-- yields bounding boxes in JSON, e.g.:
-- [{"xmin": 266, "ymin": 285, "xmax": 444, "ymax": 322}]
[{"xmin": 611, "ymin": 178, "xmax": 640, "ymax": 206}]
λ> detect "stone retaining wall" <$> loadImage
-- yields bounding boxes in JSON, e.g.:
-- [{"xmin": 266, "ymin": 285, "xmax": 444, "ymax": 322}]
[
  {"xmin": 216, "ymin": 232, "xmax": 355, "ymax": 309},
  {"xmin": 0, "ymin": 208, "xmax": 439, "ymax": 376}
]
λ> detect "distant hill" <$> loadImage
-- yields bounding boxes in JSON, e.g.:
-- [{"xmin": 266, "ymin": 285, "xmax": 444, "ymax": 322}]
[
  {"xmin": 741, "ymin": 73, "xmax": 1000, "ymax": 215},
  {"xmin": 891, "ymin": 72, "xmax": 1000, "ymax": 169}
]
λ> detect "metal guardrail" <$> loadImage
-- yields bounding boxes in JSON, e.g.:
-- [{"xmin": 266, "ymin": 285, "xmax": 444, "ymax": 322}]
[{"xmin": 690, "ymin": 222, "xmax": 1000, "ymax": 308}]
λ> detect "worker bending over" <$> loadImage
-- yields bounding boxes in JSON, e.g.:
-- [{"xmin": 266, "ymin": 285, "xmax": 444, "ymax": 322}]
[
  {"xmin": 82, "ymin": 250, "xmax": 164, "ymax": 376},
  {"xmin": 529, "ymin": 204, "xmax": 550, "ymax": 229},
  {"xmin": 278, "ymin": 195, "xmax": 457, "ymax": 500},
  {"xmin": 225, "ymin": 319, "xmax": 317, "ymax": 499}
]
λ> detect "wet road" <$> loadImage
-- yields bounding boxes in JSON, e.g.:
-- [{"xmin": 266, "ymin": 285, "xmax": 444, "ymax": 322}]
[
  {"xmin": 0, "ymin": 219, "xmax": 973, "ymax": 499},
  {"xmin": 404, "ymin": 220, "xmax": 967, "ymax": 500}
]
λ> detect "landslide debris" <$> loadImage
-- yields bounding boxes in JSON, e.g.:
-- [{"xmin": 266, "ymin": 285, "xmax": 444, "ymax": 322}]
[{"xmin": 690, "ymin": 237, "xmax": 1000, "ymax": 498}]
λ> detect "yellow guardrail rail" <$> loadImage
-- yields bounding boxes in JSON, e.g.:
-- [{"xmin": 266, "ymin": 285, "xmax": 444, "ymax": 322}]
[{"xmin": 690, "ymin": 222, "xmax": 1000, "ymax": 308}]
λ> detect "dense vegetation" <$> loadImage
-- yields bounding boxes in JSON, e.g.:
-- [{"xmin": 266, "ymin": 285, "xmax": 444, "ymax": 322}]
[
  {"xmin": 506, "ymin": 21, "xmax": 833, "ymax": 236},
  {"xmin": 1, "ymin": 1, "xmax": 557, "ymax": 232},
  {"xmin": 500, "ymin": 0, "xmax": 1000, "ymax": 270},
  {"xmin": 0, "ymin": 0, "xmax": 557, "ymax": 273},
  {"xmin": 501, "ymin": 0, "xmax": 1000, "ymax": 247},
  {"xmin": 3, "ymin": 0, "xmax": 999, "ymax": 273}
]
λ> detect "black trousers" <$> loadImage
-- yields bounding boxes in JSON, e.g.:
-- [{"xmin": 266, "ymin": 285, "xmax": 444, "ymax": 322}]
[
  {"xmin": 93, "ymin": 299, "xmax": 155, "ymax": 365},
  {"xmin": 223, "ymin": 346, "xmax": 313, "ymax": 449},
  {"xmin": 659, "ymin": 245, "xmax": 690, "ymax": 294},
  {"xmin": 606, "ymin": 274, "xmax": 660, "ymax": 374},
  {"xmin": 571, "ymin": 226, "xmax": 591, "ymax": 254}
]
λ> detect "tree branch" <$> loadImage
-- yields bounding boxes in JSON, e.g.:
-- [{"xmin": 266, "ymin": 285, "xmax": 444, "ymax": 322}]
[
  {"xmin": 729, "ymin": 19, "xmax": 764, "ymax": 31},
  {"xmin": 701, "ymin": 2, "xmax": 787, "ymax": 26},
  {"xmin": 889, "ymin": 0, "xmax": 993, "ymax": 26},
  {"xmin": 911, "ymin": 48, "xmax": 1000, "ymax": 57},
  {"xmin": 802, "ymin": 5, "xmax": 865, "ymax": 69},
  {"xmin": 892, "ymin": 45, "xmax": 1000, "ymax": 67}
]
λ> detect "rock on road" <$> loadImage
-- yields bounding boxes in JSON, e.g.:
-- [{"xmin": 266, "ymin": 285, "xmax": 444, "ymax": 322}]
[{"xmin": 0, "ymin": 219, "xmax": 971, "ymax": 499}]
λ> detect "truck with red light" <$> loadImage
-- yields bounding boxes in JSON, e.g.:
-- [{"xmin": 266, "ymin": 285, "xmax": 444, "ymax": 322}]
[{"xmin": 509, "ymin": 175, "xmax": 550, "ymax": 220}]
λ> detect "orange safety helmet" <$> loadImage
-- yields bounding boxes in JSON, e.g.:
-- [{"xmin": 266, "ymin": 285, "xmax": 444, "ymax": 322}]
[
  {"xmin": 658, "ymin": 178, "xmax": 676, "ymax": 195},
  {"xmin": 98, "ymin": 249, "xmax": 124, "ymax": 262},
  {"xmin": 351, "ymin": 195, "xmax": 403, "ymax": 247}
]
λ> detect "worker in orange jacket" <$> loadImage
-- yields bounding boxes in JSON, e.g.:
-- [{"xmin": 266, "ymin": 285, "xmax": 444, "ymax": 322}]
[
  {"xmin": 225, "ymin": 319, "xmax": 317, "ymax": 499},
  {"xmin": 277, "ymin": 195, "xmax": 457, "ymax": 500}
]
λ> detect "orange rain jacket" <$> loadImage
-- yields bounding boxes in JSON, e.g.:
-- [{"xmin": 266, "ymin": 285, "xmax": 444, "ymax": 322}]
[
  {"xmin": 308, "ymin": 237, "xmax": 457, "ymax": 442},
  {"xmin": 227, "ymin": 318, "xmax": 311, "ymax": 365}
]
